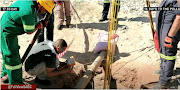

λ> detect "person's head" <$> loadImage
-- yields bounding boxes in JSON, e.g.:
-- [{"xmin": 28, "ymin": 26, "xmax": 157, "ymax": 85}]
[
  {"xmin": 37, "ymin": 0, "xmax": 55, "ymax": 14},
  {"xmin": 55, "ymin": 39, "xmax": 67, "ymax": 53}
]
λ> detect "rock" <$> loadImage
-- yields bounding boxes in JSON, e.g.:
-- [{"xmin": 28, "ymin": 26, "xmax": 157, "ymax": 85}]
[
  {"xmin": 95, "ymin": 67, "xmax": 103, "ymax": 74},
  {"xmin": 125, "ymin": 38, "xmax": 129, "ymax": 40},
  {"xmin": 140, "ymin": 82, "xmax": 158, "ymax": 89},
  {"xmin": 120, "ymin": 30, "xmax": 126, "ymax": 33},
  {"xmin": 122, "ymin": 26, "xmax": 129, "ymax": 30},
  {"xmin": 4, "ymin": 1, "xmax": 9, "ymax": 4},
  {"xmin": 88, "ymin": 28, "xmax": 93, "ymax": 31}
]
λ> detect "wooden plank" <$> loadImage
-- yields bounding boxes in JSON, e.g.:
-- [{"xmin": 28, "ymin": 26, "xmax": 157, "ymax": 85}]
[{"xmin": 74, "ymin": 51, "xmax": 107, "ymax": 89}]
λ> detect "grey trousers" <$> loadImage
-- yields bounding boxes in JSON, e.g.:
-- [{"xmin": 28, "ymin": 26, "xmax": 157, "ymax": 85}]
[
  {"xmin": 58, "ymin": 0, "xmax": 71, "ymax": 25},
  {"xmin": 158, "ymin": 23, "xmax": 180, "ymax": 85},
  {"xmin": 27, "ymin": 62, "xmax": 48, "ymax": 80}
]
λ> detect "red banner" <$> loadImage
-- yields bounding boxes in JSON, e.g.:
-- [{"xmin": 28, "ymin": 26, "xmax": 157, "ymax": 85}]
[{"xmin": 1, "ymin": 84, "xmax": 36, "ymax": 90}]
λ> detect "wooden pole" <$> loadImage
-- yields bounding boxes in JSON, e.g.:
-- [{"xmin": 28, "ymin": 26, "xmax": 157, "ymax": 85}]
[
  {"xmin": 146, "ymin": 0, "xmax": 155, "ymax": 38},
  {"xmin": 70, "ymin": 2, "xmax": 82, "ymax": 23},
  {"xmin": 74, "ymin": 51, "xmax": 107, "ymax": 89}
]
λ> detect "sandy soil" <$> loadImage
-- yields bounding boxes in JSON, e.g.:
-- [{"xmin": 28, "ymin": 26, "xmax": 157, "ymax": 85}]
[{"xmin": 1, "ymin": 0, "xmax": 180, "ymax": 89}]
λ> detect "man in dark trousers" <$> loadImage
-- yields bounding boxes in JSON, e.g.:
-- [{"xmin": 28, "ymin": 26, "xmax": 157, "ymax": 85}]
[
  {"xmin": 37, "ymin": 13, "xmax": 54, "ymax": 43},
  {"xmin": 152, "ymin": 0, "xmax": 180, "ymax": 89},
  {"xmin": 37, "ymin": 0, "xmax": 63, "ymax": 43},
  {"xmin": 37, "ymin": 0, "xmax": 64, "ymax": 43},
  {"xmin": 99, "ymin": 0, "xmax": 120, "ymax": 22}
]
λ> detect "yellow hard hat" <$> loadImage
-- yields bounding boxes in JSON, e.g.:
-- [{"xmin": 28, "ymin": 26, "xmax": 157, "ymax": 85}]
[{"xmin": 38, "ymin": 0, "xmax": 55, "ymax": 14}]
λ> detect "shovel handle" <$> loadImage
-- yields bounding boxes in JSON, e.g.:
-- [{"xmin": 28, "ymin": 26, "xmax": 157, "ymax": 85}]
[
  {"xmin": 70, "ymin": 2, "xmax": 82, "ymax": 23},
  {"xmin": 146, "ymin": 0, "xmax": 155, "ymax": 37},
  {"xmin": 21, "ymin": 13, "xmax": 51, "ymax": 63}
]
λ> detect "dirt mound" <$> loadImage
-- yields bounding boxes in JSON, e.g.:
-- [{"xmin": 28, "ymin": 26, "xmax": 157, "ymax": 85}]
[
  {"xmin": 113, "ymin": 67, "xmax": 138, "ymax": 89},
  {"xmin": 120, "ymin": 68, "xmax": 138, "ymax": 88}
]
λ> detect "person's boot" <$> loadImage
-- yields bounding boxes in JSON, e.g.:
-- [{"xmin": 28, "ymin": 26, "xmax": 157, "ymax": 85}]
[
  {"xmin": 66, "ymin": 24, "xmax": 71, "ymax": 28},
  {"xmin": 154, "ymin": 69, "xmax": 162, "ymax": 74},
  {"xmin": 152, "ymin": 83, "xmax": 169, "ymax": 89},
  {"xmin": 34, "ymin": 77, "xmax": 51, "ymax": 85},
  {"xmin": 99, "ymin": 17, "xmax": 108, "ymax": 22},
  {"xmin": 57, "ymin": 25, "xmax": 64, "ymax": 30}
]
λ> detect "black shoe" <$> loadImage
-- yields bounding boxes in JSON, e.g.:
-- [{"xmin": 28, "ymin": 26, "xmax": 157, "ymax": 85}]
[
  {"xmin": 2, "ymin": 79, "xmax": 9, "ymax": 84},
  {"xmin": 57, "ymin": 25, "xmax": 64, "ymax": 30},
  {"xmin": 99, "ymin": 18, "xmax": 108, "ymax": 22},
  {"xmin": 34, "ymin": 77, "xmax": 51, "ymax": 85},
  {"xmin": 66, "ymin": 24, "xmax": 70, "ymax": 28},
  {"xmin": 152, "ymin": 83, "xmax": 169, "ymax": 89}
]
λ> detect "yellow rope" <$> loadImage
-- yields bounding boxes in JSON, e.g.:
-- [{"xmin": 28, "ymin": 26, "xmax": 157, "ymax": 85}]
[
  {"xmin": 104, "ymin": 0, "xmax": 120, "ymax": 89},
  {"xmin": 146, "ymin": 0, "xmax": 155, "ymax": 32}
]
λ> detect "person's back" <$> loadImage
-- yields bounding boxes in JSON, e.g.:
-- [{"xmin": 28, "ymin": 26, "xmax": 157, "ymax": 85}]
[
  {"xmin": 1, "ymin": 0, "xmax": 38, "ymax": 35},
  {"xmin": 25, "ymin": 41, "xmax": 58, "ymax": 73}
]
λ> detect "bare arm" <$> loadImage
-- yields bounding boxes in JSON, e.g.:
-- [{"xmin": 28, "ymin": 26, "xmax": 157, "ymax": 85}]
[
  {"xmin": 168, "ymin": 14, "xmax": 180, "ymax": 37},
  {"xmin": 46, "ymin": 66, "xmax": 72, "ymax": 77}
]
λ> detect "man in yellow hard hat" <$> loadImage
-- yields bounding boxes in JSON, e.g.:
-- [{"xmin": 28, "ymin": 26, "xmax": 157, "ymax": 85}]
[
  {"xmin": 37, "ymin": 0, "xmax": 64, "ymax": 43},
  {"xmin": 1, "ymin": 0, "xmax": 55, "ymax": 84}
]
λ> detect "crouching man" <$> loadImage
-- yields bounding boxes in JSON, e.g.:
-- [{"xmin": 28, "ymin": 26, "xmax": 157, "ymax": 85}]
[{"xmin": 24, "ymin": 39, "xmax": 72, "ymax": 85}]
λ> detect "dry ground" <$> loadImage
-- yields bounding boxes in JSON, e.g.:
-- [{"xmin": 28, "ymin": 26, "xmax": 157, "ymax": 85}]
[{"xmin": 1, "ymin": 0, "xmax": 180, "ymax": 89}]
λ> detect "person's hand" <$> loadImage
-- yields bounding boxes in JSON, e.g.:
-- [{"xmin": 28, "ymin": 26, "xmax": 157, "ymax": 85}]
[
  {"xmin": 37, "ymin": 20, "xmax": 49, "ymax": 29},
  {"xmin": 37, "ymin": 21, "xmax": 44, "ymax": 30},
  {"xmin": 40, "ymin": 20, "xmax": 49, "ymax": 27},
  {"xmin": 164, "ymin": 35, "xmax": 173, "ymax": 48}
]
